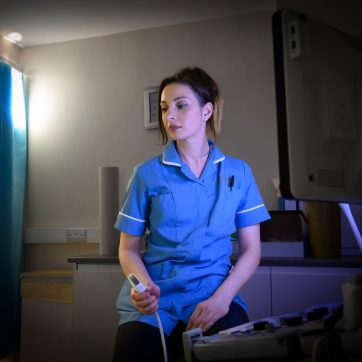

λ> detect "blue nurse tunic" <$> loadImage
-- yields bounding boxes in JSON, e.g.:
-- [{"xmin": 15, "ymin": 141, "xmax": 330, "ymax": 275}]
[{"xmin": 114, "ymin": 141, "xmax": 270, "ymax": 335}]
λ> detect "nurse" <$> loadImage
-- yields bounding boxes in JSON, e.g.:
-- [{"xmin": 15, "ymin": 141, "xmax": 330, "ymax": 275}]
[{"xmin": 112, "ymin": 67, "xmax": 270, "ymax": 362}]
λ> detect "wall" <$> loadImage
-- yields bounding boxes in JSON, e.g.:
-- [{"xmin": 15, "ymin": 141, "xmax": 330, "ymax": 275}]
[
  {"xmin": 21, "ymin": 11, "xmax": 279, "ymax": 231},
  {"xmin": 23, "ymin": 243, "xmax": 98, "ymax": 271},
  {"xmin": 19, "ymin": 4, "xmax": 362, "ymax": 270},
  {"xmin": 0, "ymin": 37, "xmax": 21, "ymax": 67}
]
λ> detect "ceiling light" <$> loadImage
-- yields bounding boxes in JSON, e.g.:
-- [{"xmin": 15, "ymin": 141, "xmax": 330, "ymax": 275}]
[{"xmin": 3, "ymin": 32, "xmax": 23, "ymax": 46}]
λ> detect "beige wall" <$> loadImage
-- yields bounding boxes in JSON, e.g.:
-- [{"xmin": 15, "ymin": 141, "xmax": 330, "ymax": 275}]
[
  {"xmin": 16, "ymin": 2, "xmax": 362, "ymax": 270},
  {"xmin": 21, "ymin": 11, "xmax": 279, "ymax": 230},
  {"xmin": 23, "ymin": 243, "xmax": 99, "ymax": 271},
  {"xmin": 0, "ymin": 37, "xmax": 21, "ymax": 67}
]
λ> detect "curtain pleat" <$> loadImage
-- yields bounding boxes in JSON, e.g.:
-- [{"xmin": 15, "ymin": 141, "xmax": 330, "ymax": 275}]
[{"xmin": 0, "ymin": 61, "xmax": 27, "ymax": 359}]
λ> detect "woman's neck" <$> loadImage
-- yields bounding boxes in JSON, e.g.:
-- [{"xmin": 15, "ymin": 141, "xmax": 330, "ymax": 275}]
[
  {"xmin": 176, "ymin": 138, "xmax": 210, "ymax": 178},
  {"xmin": 176, "ymin": 138, "xmax": 209, "ymax": 160}
]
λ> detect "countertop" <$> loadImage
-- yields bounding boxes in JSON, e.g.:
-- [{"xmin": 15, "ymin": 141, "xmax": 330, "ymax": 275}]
[{"xmin": 67, "ymin": 254, "xmax": 362, "ymax": 268}]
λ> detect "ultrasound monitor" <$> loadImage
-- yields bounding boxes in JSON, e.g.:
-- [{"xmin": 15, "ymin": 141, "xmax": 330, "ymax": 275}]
[{"xmin": 272, "ymin": 8, "xmax": 362, "ymax": 205}]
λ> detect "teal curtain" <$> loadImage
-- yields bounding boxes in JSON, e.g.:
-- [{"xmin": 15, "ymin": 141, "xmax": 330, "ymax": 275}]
[{"xmin": 0, "ymin": 61, "xmax": 27, "ymax": 358}]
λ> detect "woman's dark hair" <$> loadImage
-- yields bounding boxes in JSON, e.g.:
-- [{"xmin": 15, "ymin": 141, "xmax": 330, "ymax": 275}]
[{"xmin": 157, "ymin": 67, "xmax": 223, "ymax": 145}]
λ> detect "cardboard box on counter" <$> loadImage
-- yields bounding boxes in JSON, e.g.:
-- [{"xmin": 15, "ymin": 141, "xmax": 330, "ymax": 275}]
[
  {"xmin": 232, "ymin": 211, "xmax": 307, "ymax": 257},
  {"xmin": 261, "ymin": 210, "xmax": 306, "ymax": 242},
  {"xmin": 232, "ymin": 240, "xmax": 305, "ymax": 258},
  {"xmin": 261, "ymin": 210, "xmax": 306, "ymax": 257}
]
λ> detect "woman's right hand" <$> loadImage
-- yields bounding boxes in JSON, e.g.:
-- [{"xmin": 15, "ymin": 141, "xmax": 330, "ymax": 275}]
[{"xmin": 130, "ymin": 281, "xmax": 160, "ymax": 315}]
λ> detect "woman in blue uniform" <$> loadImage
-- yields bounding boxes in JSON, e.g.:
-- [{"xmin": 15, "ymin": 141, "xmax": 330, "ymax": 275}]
[{"xmin": 112, "ymin": 67, "xmax": 270, "ymax": 362}]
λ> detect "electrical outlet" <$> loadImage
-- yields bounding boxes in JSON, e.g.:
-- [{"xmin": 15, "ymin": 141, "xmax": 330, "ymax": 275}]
[{"xmin": 66, "ymin": 229, "xmax": 87, "ymax": 241}]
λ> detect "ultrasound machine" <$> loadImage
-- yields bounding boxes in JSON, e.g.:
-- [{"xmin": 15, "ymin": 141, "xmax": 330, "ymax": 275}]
[{"xmin": 182, "ymin": 8, "xmax": 362, "ymax": 361}]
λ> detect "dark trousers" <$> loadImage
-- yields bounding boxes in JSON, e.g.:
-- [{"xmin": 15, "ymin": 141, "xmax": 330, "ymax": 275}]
[{"xmin": 112, "ymin": 302, "xmax": 248, "ymax": 362}]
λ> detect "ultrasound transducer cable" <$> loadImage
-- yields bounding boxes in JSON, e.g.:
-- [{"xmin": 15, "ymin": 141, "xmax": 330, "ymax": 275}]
[{"xmin": 127, "ymin": 273, "xmax": 168, "ymax": 362}]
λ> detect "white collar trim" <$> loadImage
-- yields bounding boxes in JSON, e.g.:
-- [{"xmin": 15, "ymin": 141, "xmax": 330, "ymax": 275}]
[
  {"xmin": 162, "ymin": 156, "xmax": 181, "ymax": 167},
  {"xmin": 213, "ymin": 156, "xmax": 225, "ymax": 164}
]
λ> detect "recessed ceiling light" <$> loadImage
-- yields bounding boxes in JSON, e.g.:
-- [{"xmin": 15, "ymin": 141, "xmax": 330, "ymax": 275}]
[{"xmin": 3, "ymin": 32, "xmax": 23, "ymax": 46}]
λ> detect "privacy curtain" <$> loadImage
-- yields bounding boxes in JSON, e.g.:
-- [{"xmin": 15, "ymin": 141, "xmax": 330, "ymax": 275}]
[{"xmin": 0, "ymin": 61, "xmax": 27, "ymax": 358}]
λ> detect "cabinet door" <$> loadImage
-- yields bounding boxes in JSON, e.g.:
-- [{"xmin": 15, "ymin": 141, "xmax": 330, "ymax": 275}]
[
  {"xmin": 21, "ymin": 299, "xmax": 72, "ymax": 362},
  {"xmin": 73, "ymin": 264, "xmax": 125, "ymax": 362},
  {"xmin": 271, "ymin": 266, "xmax": 362, "ymax": 315},
  {"xmin": 240, "ymin": 266, "xmax": 271, "ymax": 320}
]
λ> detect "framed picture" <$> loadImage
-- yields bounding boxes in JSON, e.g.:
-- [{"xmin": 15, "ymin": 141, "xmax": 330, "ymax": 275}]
[{"xmin": 143, "ymin": 87, "xmax": 159, "ymax": 129}]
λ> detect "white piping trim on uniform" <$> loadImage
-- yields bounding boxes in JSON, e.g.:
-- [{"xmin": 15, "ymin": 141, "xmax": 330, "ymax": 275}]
[
  {"xmin": 213, "ymin": 156, "xmax": 225, "ymax": 164},
  {"xmin": 237, "ymin": 204, "xmax": 264, "ymax": 214},
  {"xmin": 162, "ymin": 155, "xmax": 181, "ymax": 167},
  {"xmin": 163, "ymin": 160, "xmax": 182, "ymax": 167},
  {"xmin": 119, "ymin": 211, "xmax": 147, "ymax": 223}
]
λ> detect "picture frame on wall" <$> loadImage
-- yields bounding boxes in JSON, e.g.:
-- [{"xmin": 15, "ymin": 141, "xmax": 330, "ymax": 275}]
[{"xmin": 144, "ymin": 87, "xmax": 159, "ymax": 129}]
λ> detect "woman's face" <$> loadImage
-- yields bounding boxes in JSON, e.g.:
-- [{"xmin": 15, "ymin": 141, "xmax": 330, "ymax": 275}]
[{"xmin": 160, "ymin": 83, "xmax": 212, "ymax": 142}]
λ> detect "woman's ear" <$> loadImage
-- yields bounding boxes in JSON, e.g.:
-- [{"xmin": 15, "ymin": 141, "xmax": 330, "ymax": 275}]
[{"xmin": 203, "ymin": 102, "xmax": 214, "ymax": 122}]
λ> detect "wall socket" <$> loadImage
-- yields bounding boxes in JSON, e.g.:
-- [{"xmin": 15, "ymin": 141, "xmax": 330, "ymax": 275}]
[{"xmin": 66, "ymin": 228, "xmax": 87, "ymax": 241}]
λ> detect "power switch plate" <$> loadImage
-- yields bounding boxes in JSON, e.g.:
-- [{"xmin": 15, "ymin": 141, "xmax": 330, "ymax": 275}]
[{"xmin": 66, "ymin": 229, "xmax": 87, "ymax": 241}]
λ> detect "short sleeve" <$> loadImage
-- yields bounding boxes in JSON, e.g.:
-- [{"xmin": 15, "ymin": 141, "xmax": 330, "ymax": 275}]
[
  {"xmin": 235, "ymin": 162, "xmax": 270, "ymax": 228},
  {"xmin": 114, "ymin": 166, "xmax": 149, "ymax": 236}
]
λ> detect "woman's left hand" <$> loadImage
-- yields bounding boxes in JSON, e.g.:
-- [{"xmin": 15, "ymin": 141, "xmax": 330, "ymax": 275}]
[{"xmin": 186, "ymin": 295, "xmax": 229, "ymax": 332}]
